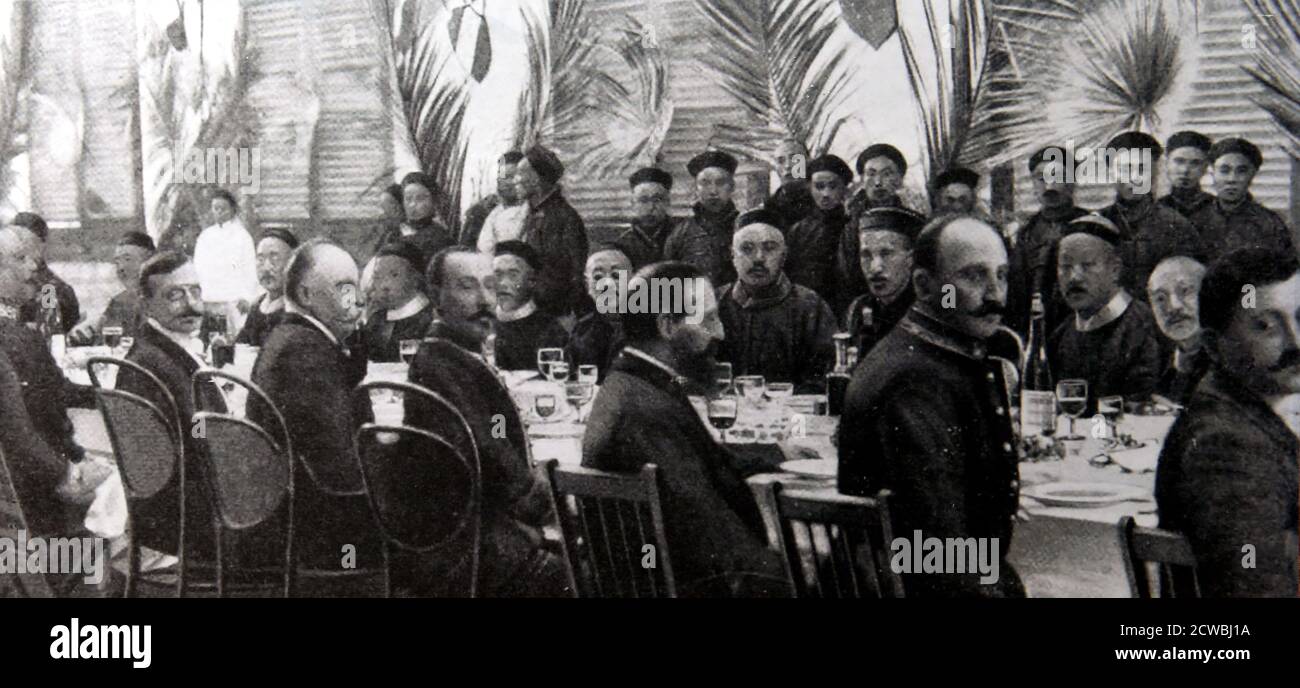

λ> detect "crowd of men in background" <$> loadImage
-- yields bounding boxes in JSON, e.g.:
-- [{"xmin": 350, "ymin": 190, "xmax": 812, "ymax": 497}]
[{"xmin": 1, "ymin": 125, "xmax": 1296, "ymax": 597}]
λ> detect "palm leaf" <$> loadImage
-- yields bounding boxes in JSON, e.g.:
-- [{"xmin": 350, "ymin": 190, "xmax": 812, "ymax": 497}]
[
  {"xmin": 0, "ymin": 0, "xmax": 31, "ymax": 208},
  {"xmin": 1244, "ymin": 0, "xmax": 1300, "ymax": 158}
]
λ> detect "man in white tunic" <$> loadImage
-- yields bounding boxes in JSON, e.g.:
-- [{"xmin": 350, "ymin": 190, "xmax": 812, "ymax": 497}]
[{"xmin": 193, "ymin": 189, "xmax": 257, "ymax": 333}]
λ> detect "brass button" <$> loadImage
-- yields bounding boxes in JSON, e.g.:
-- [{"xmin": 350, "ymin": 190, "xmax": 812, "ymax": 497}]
[
  {"xmin": 1002, "ymin": 442, "xmax": 1013, "ymax": 453},
  {"xmin": 995, "ymin": 406, "xmax": 1005, "ymax": 416}
]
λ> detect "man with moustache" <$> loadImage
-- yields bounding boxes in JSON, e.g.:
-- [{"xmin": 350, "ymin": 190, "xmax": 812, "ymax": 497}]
[
  {"xmin": 1158, "ymin": 131, "xmax": 1215, "ymax": 219},
  {"xmin": 1006, "ymin": 145, "xmax": 1089, "ymax": 336},
  {"xmin": 70, "ymin": 231, "xmax": 156, "ymax": 344},
  {"xmin": 931, "ymin": 167, "xmax": 980, "ymax": 215},
  {"xmin": 844, "ymin": 207, "xmax": 927, "ymax": 355},
  {"xmin": 567, "ymin": 247, "xmax": 631, "ymax": 378},
  {"xmin": 1147, "ymin": 256, "xmax": 1209, "ymax": 405},
  {"xmin": 491, "ymin": 240, "xmax": 567, "ymax": 371},
  {"xmin": 360, "ymin": 239, "xmax": 434, "ymax": 362},
  {"xmin": 762, "ymin": 138, "xmax": 815, "ymax": 231},
  {"xmin": 784, "ymin": 154, "xmax": 853, "ymax": 306},
  {"xmin": 515, "ymin": 145, "xmax": 589, "ymax": 320},
  {"xmin": 1156, "ymin": 248, "xmax": 1300, "ymax": 597},
  {"xmin": 1189, "ymin": 138, "xmax": 1296, "ymax": 256},
  {"xmin": 838, "ymin": 215, "xmax": 1024, "ymax": 598},
  {"xmin": 716, "ymin": 209, "xmax": 837, "ymax": 392},
  {"xmin": 664, "ymin": 150, "xmax": 741, "ymax": 288},
  {"xmin": 614, "ymin": 167, "xmax": 676, "ymax": 271},
  {"xmin": 473, "ymin": 151, "xmax": 529, "ymax": 254},
  {"xmin": 1049, "ymin": 214, "xmax": 1163, "ymax": 409},
  {"xmin": 406, "ymin": 246, "xmax": 568, "ymax": 597},
  {"xmin": 838, "ymin": 144, "xmax": 911, "ymax": 310},
  {"xmin": 583, "ymin": 261, "xmax": 787, "ymax": 598},
  {"xmin": 12, "ymin": 212, "xmax": 79, "ymax": 334},
  {"xmin": 235, "ymin": 228, "xmax": 298, "ymax": 347}
]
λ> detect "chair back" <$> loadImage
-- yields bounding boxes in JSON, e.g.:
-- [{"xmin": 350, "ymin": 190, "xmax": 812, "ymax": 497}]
[
  {"xmin": 90, "ymin": 357, "xmax": 181, "ymax": 501},
  {"xmin": 193, "ymin": 412, "xmax": 291, "ymax": 531},
  {"xmin": 770, "ymin": 484, "xmax": 904, "ymax": 599},
  {"xmin": 355, "ymin": 379, "xmax": 480, "ymax": 468},
  {"xmin": 193, "ymin": 369, "xmax": 290, "ymax": 452},
  {"xmin": 1117, "ymin": 516, "xmax": 1200, "ymax": 598},
  {"xmin": 544, "ymin": 460, "xmax": 676, "ymax": 598}
]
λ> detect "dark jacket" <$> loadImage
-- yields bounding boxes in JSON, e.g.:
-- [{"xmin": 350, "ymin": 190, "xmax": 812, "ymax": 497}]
[
  {"xmin": 836, "ymin": 194, "xmax": 906, "ymax": 311},
  {"xmin": 716, "ymin": 274, "xmax": 837, "ymax": 392},
  {"xmin": 459, "ymin": 194, "xmax": 500, "ymax": 248},
  {"xmin": 785, "ymin": 205, "xmax": 851, "ymax": 307},
  {"xmin": 1100, "ymin": 195, "xmax": 1207, "ymax": 298},
  {"xmin": 0, "ymin": 311, "xmax": 84, "ymax": 468},
  {"xmin": 565, "ymin": 300, "xmax": 624, "ymax": 380},
  {"xmin": 234, "ymin": 294, "xmax": 285, "ymax": 347},
  {"xmin": 0, "ymin": 349, "xmax": 76, "ymax": 540},
  {"xmin": 844, "ymin": 286, "xmax": 914, "ymax": 356},
  {"xmin": 664, "ymin": 202, "xmax": 739, "ymax": 288},
  {"xmin": 1187, "ymin": 194, "xmax": 1296, "ymax": 257},
  {"xmin": 613, "ymin": 218, "xmax": 675, "ymax": 272},
  {"xmin": 101, "ymin": 290, "xmax": 145, "ymax": 339},
  {"xmin": 21, "ymin": 264, "xmax": 80, "ymax": 334},
  {"xmin": 1157, "ymin": 346, "xmax": 1210, "ymax": 406},
  {"xmin": 520, "ymin": 188, "xmax": 589, "ymax": 316},
  {"xmin": 494, "ymin": 306, "xmax": 568, "ymax": 371},
  {"xmin": 360, "ymin": 298, "xmax": 435, "ymax": 363},
  {"xmin": 1048, "ymin": 295, "xmax": 1163, "ymax": 410},
  {"xmin": 838, "ymin": 306, "xmax": 1024, "ymax": 598},
  {"xmin": 582, "ymin": 350, "xmax": 786, "ymax": 597},
  {"xmin": 1006, "ymin": 204, "xmax": 1089, "ymax": 336},
  {"xmin": 764, "ymin": 179, "xmax": 815, "ymax": 231},
  {"xmin": 1158, "ymin": 188, "xmax": 1215, "ymax": 219},
  {"xmin": 1155, "ymin": 370, "xmax": 1299, "ymax": 597}
]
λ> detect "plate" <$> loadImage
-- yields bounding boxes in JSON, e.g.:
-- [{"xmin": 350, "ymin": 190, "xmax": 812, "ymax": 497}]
[
  {"xmin": 527, "ymin": 423, "xmax": 583, "ymax": 438},
  {"xmin": 778, "ymin": 459, "xmax": 837, "ymax": 481},
  {"xmin": 1021, "ymin": 481, "xmax": 1148, "ymax": 508}
]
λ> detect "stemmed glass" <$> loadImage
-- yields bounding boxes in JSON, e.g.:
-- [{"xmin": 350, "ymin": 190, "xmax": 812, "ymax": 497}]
[
  {"xmin": 564, "ymin": 381, "xmax": 595, "ymax": 423},
  {"xmin": 735, "ymin": 375, "xmax": 766, "ymax": 406},
  {"xmin": 1056, "ymin": 379, "xmax": 1089, "ymax": 439},
  {"xmin": 766, "ymin": 381, "xmax": 794, "ymax": 412},
  {"xmin": 534, "ymin": 393, "xmax": 558, "ymax": 422},
  {"xmin": 577, "ymin": 365, "xmax": 598, "ymax": 385},
  {"xmin": 398, "ymin": 339, "xmax": 420, "ymax": 365},
  {"xmin": 537, "ymin": 348, "xmax": 564, "ymax": 380}
]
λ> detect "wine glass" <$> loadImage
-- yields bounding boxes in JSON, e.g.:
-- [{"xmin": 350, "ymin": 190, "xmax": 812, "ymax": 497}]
[
  {"xmin": 1056, "ymin": 379, "xmax": 1089, "ymax": 439},
  {"xmin": 548, "ymin": 360, "xmax": 570, "ymax": 384},
  {"xmin": 534, "ymin": 393, "xmax": 558, "ymax": 421},
  {"xmin": 537, "ymin": 348, "xmax": 564, "ymax": 379},
  {"xmin": 118, "ymin": 336, "xmax": 135, "ymax": 353},
  {"xmin": 564, "ymin": 381, "xmax": 595, "ymax": 423},
  {"xmin": 577, "ymin": 364, "xmax": 598, "ymax": 385},
  {"xmin": 735, "ymin": 375, "xmax": 766, "ymax": 406},
  {"xmin": 102, "ymin": 325, "xmax": 124, "ymax": 350},
  {"xmin": 707, "ymin": 397, "xmax": 738, "ymax": 433},
  {"xmin": 713, "ymin": 362, "xmax": 734, "ymax": 396},
  {"xmin": 398, "ymin": 339, "xmax": 420, "ymax": 365},
  {"xmin": 766, "ymin": 381, "xmax": 794, "ymax": 411}
]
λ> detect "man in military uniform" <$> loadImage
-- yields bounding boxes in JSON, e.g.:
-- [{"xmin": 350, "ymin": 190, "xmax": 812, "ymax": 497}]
[
  {"xmin": 1158, "ymin": 130, "xmax": 1215, "ymax": 219},
  {"xmin": 843, "ymin": 207, "xmax": 926, "ymax": 355},
  {"xmin": 1188, "ymin": 137, "xmax": 1296, "ymax": 257},
  {"xmin": 784, "ymin": 154, "xmax": 853, "ymax": 307},
  {"xmin": 663, "ymin": 150, "xmax": 741, "ymax": 288},
  {"xmin": 613, "ymin": 167, "xmax": 676, "ymax": 271}
]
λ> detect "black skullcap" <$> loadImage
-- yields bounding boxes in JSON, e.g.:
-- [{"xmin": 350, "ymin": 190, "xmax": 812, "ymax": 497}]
[
  {"xmin": 375, "ymin": 239, "xmax": 426, "ymax": 272},
  {"xmin": 1208, "ymin": 137, "xmax": 1263, "ymax": 168},
  {"xmin": 523, "ymin": 145, "xmax": 565, "ymax": 184},
  {"xmin": 1063, "ymin": 213, "xmax": 1123, "ymax": 248},
  {"xmin": 495, "ymin": 239, "xmax": 542, "ymax": 272},
  {"xmin": 1166, "ymin": 130, "xmax": 1212, "ymax": 155},
  {"xmin": 1028, "ymin": 145, "xmax": 1069, "ymax": 174},
  {"xmin": 210, "ymin": 188, "xmax": 238, "ymax": 209},
  {"xmin": 382, "ymin": 183, "xmax": 403, "ymax": 202},
  {"xmin": 117, "ymin": 231, "xmax": 156, "ymax": 252},
  {"xmin": 258, "ymin": 227, "xmax": 299, "ymax": 250},
  {"xmin": 628, "ymin": 167, "xmax": 673, "ymax": 191},
  {"xmin": 807, "ymin": 154, "xmax": 853, "ymax": 184},
  {"xmin": 400, "ymin": 171, "xmax": 439, "ymax": 197},
  {"xmin": 857, "ymin": 206, "xmax": 927, "ymax": 241},
  {"xmin": 735, "ymin": 208, "xmax": 785, "ymax": 232},
  {"xmin": 12, "ymin": 211, "xmax": 49, "ymax": 241},
  {"xmin": 1106, "ymin": 131, "xmax": 1163, "ymax": 161},
  {"xmin": 687, "ymin": 150, "xmax": 738, "ymax": 177},
  {"xmin": 855, "ymin": 144, "xmax": 906, "ymax": 176},
  {"xmin": 932, "ymin": 167, "xmax": 980, "ymax": 191}
]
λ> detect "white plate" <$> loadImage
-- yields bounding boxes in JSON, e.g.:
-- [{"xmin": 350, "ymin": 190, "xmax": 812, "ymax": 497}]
[
  {"xmin": 1100, "ymin": 439, "xmax": 1160, "ymax": 473},
  {"xmin": 1021, "ymin": 481, "xmax": 1148, "ymax": 508},
  {"xmin": 527, "ymin": 423, "xmax": 584, "ymax": 438},
  {"xmin": 778, "ymin": 459, "xmax": 837, "ymax": 480}
]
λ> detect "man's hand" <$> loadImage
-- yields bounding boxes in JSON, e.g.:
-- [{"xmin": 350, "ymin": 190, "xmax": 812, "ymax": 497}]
[{"xmin": 68, "ymin": 321, "xmax": 97, "ymax": 346}]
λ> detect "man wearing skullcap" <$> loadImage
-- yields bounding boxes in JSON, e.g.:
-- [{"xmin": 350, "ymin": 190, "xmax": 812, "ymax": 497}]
[
  {"xmin": 784, "ymin": 154, "xmax": 853, "ymax": 307},
  {"xmin": 762, "ymin": 138, "xmax": 815, "ymax": 230},
  {"xmin": 663, "ymin": 149, "xmax": 741, "ymax": 287},
  {"xmin": 366, "ymin": 183, "xmax": 405, "ymax": 264},
  {"xmin": 193, "ymin": 189, "xmax": 258, "ymax": 332},
  {"xmin": 1159, "ymin": 130, "xmax": 1215, "ymax": 218},
  {"xmin": 12, "ymin": 212, "xmax": 80, "ymax": 334},
  {"xmin": 844, "ymin": 207, "xmax": 926, "ymax": 355},
  {"xmin": 472, "ymin": 151, "xmax": 529, "ymax": 254},
  {"xmin": 396, "ymin": 171, "xmax": 457, "ymax": 267},
  {"xmin": 837, "ymin": 144, "xmax": 912, "ymax": 315},
  {"xmin": 931, "ymin": 167, "xmax": 981, "ymax": 215},
  {"xmin": 515, "ymin": 145, "xmax": 589, "ymax": 318},
  {"xmin": 1006, "ymin": 144, "xmax": 1089, "ymax": 336},
  {"xmin": 361, "ymin": 239, "xmax": 434, "ymax": 362},
  {"xmin": 566, "ymin": 246, "xmax": 631, "ymax": 379},
  {"xmin": 491, "ymin": 240, "xmax": 568, "ymax": 371},
  {"xmin": 1049, "ymin": 214, "xmax": 1163, "ymax": 410},
  {"xmin": 1189, "ymin": 137, "xmax": 1296, "ymax": 257},
  {"xmin": 68, "ymin": 231, "xmax": 155, "ymax": 345},
  {"xmin": 613, "ymin": 167, "xmax": 676, "ymax": 270},
  {"xmin": 1098, "ymin": 131, "xmax": 1206, "ymax": 300},
  {"xmin": 715, "ymin": 209, "xmax": 836, "ymax": 391},
  {"xmin": 237, "ymin": 228, "xmax": 298, "ymax": 347}
]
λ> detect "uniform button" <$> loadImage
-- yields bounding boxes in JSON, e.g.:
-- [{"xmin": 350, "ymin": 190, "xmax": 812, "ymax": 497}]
[
  {"xmin": 986, "ymin": 372, "xmax": 996, "ymax": 382},
  {"xmin": 1010, "ymin": 480, "xmax": 1019, "ymax": 490},
  {"xmin": 1002, "ymin": 442, "xmax": 1012, "ymax": 453},
  {"xmin": 995, "ymin": 406, "xmax": 1005, "ymax": 416}
]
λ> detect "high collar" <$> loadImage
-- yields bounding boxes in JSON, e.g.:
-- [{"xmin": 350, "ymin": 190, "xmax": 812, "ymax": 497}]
[
  {"xmin": 1040, "ymin": 202, "xmax": 1082, "ymax": 222},
  {"xmin": 729, "ymin": 272, "xmax": 792, "ymax": 309},
  {"xmin": 812, "ymin": 204, "xmax": 849, "ymax": 224},
  {"xmin": 283, "ymin": 302, "xmax": 343, "ymax": 348},
  {"xmin": 387, "ymin": 292, "xmax": 430, "ymax": 321},
  {"xmin": 146, "ymin": 319, "xmax": 207, "ymax": 366},
  {"xmin": 853, "ymin": 189, "xmax": 902, "ymax": 210},
  {"xmin": 405, "ymin": 215, "xmax": 436, "ymax": 231},
  {"xmin": 1215, "ymin": 192, "xmax": 1255, "ymax": 215},
  {"xmin": 497, "ymin": 299, "xmax": 538, "ymax": 323},
  {"xmin": 1113, "ymin": 193, "xmax": 1155, "ymax": 223},
  {"xmin": 1074, "ymin": 289, "xmax": 1131, "ymax": 332},
  {"xmin": 899, "ymin": 304, "xmax": 994, "ymax": 361},
  {"xmin": 259, "ymin": 294, "xmax": 284, "ymax": 314},
  {"xmin": 630, "ymin": 217, "xmax": 675, "ymax": 242},
  {"xmin": 427, "ymin": 319, "xmax": 488, "ymax": 356},
  {"xmin": 692, "ymin": 201, "xmax": 738, "ymax": 224},
  {"xmin": 528, "ymin": 186, "xmax": 562, "ymax": 210},
  {"xmin": 614, "ymin": 348, "xmax": 692, "ymax": 399}
]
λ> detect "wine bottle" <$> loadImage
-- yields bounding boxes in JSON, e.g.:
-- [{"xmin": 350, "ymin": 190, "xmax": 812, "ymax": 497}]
[
  {"xmin": 826, "ymin": 333, "xmax": 852, "ymax": 416},
  {"xmin": 1020, "ymin": 292, "xmax": 1055, "ymax": 437}
]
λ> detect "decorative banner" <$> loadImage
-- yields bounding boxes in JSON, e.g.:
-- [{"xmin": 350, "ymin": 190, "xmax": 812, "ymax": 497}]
[{"xmin": 838, "ymin": 0, "xmax": 898, "ymax": 49}]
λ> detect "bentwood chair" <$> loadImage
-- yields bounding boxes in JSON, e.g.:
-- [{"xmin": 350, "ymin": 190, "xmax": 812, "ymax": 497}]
[
  {"xmin": 769, "ymin": 484, "xmax": 904, "ymax": 598},
  {"xmin": 543, "ymin": 459, "xmax": 676, "ymax": 598},
  {"xmin": 87, "ymin": 356, "xmax": 200, "ymax": 597},
  {"xmin": 1117, "ymin": 516, "xmax": 1201, "ymax": 598}
]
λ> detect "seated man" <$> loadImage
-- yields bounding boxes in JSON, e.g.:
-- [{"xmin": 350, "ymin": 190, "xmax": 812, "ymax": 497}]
[
  {"xmin": 1147, "ymin": 256, "xmax": 1209, "ymax": 405},
  {"xmin": 12, "ymin": 211, "xmax": 80, "ymax": 333},
  {"xmin": 407, "ymin": 246, "xmax": 568, "ymax": 597},
  {"xmin": 1155, "ymin": 248, "xmax": 1299, "ymax": 597},
  {"xmin": 70, "ymin": 231, "xmax": 155, "ymax": 344},
  {"xmin": 716, "ymin": 209, "xmax": 836, "ymax": 392},
  {"xmin": 492, "ymin": 240, "xmax": 567, "ymax": 371},
  {"xmin": 566, "ymin": 247, "xmax": 630, "ymax": 379},
  {"xmin": 236, "ymin": 228, "xmax": 298, "ymax": 347},
  {"xmin": 844, "ymin": 207, "xmax": 927, "ymax": 355},
  {"xmin": 1049, "ymin": 214, "xmax": 1163, "ymax": 409},
  {"xmin": 361, "ymin": 239, "xmax": 433, "ymax": 362},
  {"xmin": 583, "ymin": 261, "xmax": 787, "ymax": 597}
]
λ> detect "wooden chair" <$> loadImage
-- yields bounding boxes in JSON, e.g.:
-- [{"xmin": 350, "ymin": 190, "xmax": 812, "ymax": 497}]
[
  {"xmin": 1117, "ymin": 516, "xmax": 1200, "ymax": 598},
  {"xmin": 769, "ymin": 483, "xmax": 904, "ymax": 598},
  {"xmin": 543, "ymin": 459, "xmax": 675, "ymax": 598}
]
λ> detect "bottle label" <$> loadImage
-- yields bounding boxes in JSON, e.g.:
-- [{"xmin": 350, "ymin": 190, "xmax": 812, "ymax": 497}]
[{"xmin": 1020, "ymin": 390, "xmax": 1056, "ymax": 436}]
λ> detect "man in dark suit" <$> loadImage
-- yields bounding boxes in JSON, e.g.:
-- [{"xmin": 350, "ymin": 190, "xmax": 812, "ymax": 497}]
[
  {"xmin": 1155, "ymin": 249, "xmax": 1299, "ymax": 597},
  {"xmin": 838, "ymin": 215, "xmax": 1025, "ymax": 598},
  {"xmin": 613, "ymin": 167, "xmax": 676, "ymax": 271},
  {"xmin": 11, "ymin": 212, "xmax": 80, "ymax": 334},
  {"xmin": 567, "ymin": 247, "xmax": 630, "ymax": 379},
  {"xmin": 235, "ymin": 228, "xmax": 297, "ymax": 347},
  {"xmin": 515, "ymin": 145, "xmax": 589, "ymax": 318},
  {"xmin": 407, "ymin": 246, "xmax": 568, "ymax": 597},
  {"xmin": 1147, "ymin": 256, "xmax": 1209, "ymax": 405},
  {"xmin": 583, "ymin": 261, "xmax": 787, "ymax": 597},
  {"xmin": 784, "ymin": 154, "xmax": 853, "ymax": 307},
  {"xmin": 491, "ymin": 240, "xmax": 567, "ymax": 371},
  {"xmin": 250, "ymin": 239, "xmax": 380, "ymax": 579},
  {"xmin": 360, "ymin": 239, "xmax": 433, "ymax": 362},
  {"xmin": 70, "ymin": 231, "xmax": 155, "ymax": 345}
]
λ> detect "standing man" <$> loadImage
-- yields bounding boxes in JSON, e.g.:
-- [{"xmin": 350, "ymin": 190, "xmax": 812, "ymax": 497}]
[
  {"xmin": 844, "ymin": 207, "xmax": 927, "ymax": 355},
  {"xmin": 567, "ymin": 247, "xmax": 631, "ymax": 378},
  {"xmin": 360, "ymin": 239, "xmax": 434, "ymax": 362},
  {"xmin": 784, "ymin": 154, "xmax": 853, "ymax": 306},
  {"xmin": 491, "ymin": 240, "xmax": 567, "ymax": 371},
  {"xmin": 1155, "ymin": 248, "xmax": 1299, "ymax": 597},
  {"xmin": 193, "ymin": 189, "xmax": 257, "ymax": 333},
  {"xmin": 12, "ymin": 212, "xmax": 79, "ymax": 334},
  {"xmin": 1189, "ymin": 137, "xmax": 1296, "ymax": 256},
  {"xmin": 931, "ymin": 167, "xmax": 980, "ymax": 215},
  {"xmin": 366, "ymin": 183, "xmax": 405, "ymax": 263},
  {"xmin": 716, "ymin": 209, "xmax": 836, "ymax": 392},
  {"xmin": 614, "ymin": 167, "xmax": 676, "ymax": 271},
  {"xmin": 838, "ymin": 215, "xmax": 1025, "ymax": 598},
  {"xmin": 838, "ymin": 144, "xmax": 910, "ymax": 310},
  {"xmin": 515, "ymin": 145, "xmax": 589, "ymax": 320},
  {"xmin": 473, "ymin": 151, "xmax": 529, "ymax": 254},
  {"xmin": 1158, "ymin": 130, "xmax": 1215, "ymax": 219},
  {"xmin": 235, "ymin": 228, "xmax": 298, "ymax": 347},
  {"xmin": 762, "ymin": 138, "xmax": 815, "ymax": 231},
  {"xmin": 70, "ymin": 231, "xmax": 155, "ymax": 344},
  {"xmin": 664, "ymin": 150, "xmax": 740, "ymax": 288},
  {"xmin": 1147, "ymin": 256, "xmax": 1209, "ymax": 405}
]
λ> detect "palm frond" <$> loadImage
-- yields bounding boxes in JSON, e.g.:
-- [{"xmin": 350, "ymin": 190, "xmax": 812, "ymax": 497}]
[
  {"xmin": 0, "ymin": 1, "xmax": 31, "ymax": 207},
  {"xmin": 1244, "ymin": 0, "xmax": 1300, "ymax": 157}
]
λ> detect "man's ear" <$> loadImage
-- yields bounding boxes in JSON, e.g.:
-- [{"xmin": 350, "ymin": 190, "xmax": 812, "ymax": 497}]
[
  {"xmin": 912, "ymin": 267, "xmax": 936, "ymax": 301},
  {"xmin": 655, "ymin": 313, "xmax": 679, "ymax": 342}
]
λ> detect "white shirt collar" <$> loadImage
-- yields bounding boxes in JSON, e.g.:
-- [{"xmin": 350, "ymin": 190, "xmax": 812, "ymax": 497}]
[
  {"xmin": 259, "ymin": 294, "xmax": 284, "ymax": 314},
  {"xmin": 147, "ymin": 319, "xmax": 208, "ymax": 366},
  {"xmin": 1075, "ymin": 289, "xmax": 1132, "ymax": 333},
  {"xmin": 284, "ymin": 300, "xmax": 342, "ymax": 347},
  {"xmin": 497, "ymin": 299, "xmax": 538, "ymax": 323},
  {"xmin": 623, "ymin": 346, "xmax": 684, "ymax": 380},
  {"xmin": 386, "ymin": 292, "xmax": 430, "ymax": 321}
]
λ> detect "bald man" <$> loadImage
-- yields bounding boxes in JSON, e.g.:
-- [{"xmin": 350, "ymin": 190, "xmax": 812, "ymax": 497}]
[
  {"xmin": 715, "ymin": 209, "xmax": 836, "ymax": 391},
  {"xmin": 568, "ymin": 247, "xmax": 632, "ymax": 378},
  {"xmin": 1147, "ymin": 256, "xmax": 1209, "ymax": 404}
]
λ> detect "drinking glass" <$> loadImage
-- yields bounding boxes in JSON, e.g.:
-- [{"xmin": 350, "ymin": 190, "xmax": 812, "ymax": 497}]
[
  {"xmin": 537, "ymin": 348, "xmax": 564, "ymax": 379},
  {"xmin": 118, "ymin": 336, "xmax": 135, "ymax": 354},
  {"xmin": 577, "ymin": 365, "xmax": 598, "ymax": 385},
  {"xmin": 549, "ymin": 361, "xmax": 570, "ymax": 384},
  {"xmin": 735, "ymin": 375, "xmax": 766, "ymax": 405},
  {"xmin": 564, "ymin": 381, "xmax": 595, "ymax": 422},
  {"xmin": 102, "ymin": 326, "xmax": 124, "ymax": 350},
  {"xmin": 534, "ymin": 393, "xmax": 558, "ymax": 421},
  {"xmin": 1056, "ymin": 379, "xmax": 1089, "ymax": 439},
  {"xmin": 713, "ymin": 362, "xmax": 734, "ymax": 396},
  {"xmin": 707, "ymin": 397, "xmax": 738, "ymax": 431},
  {"xmin": 398, "ymin": 339, "xmax": 420, "ymax": 365}
]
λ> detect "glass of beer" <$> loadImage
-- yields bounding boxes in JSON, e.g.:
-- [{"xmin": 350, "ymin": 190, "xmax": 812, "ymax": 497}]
[
  {"xmin": 1056, "ymin": 379, "xmax": 1088, "ymax": 439},
  {"xmin": 103, "ymin": 326, "xmax": 124, "ymax": 350}
]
